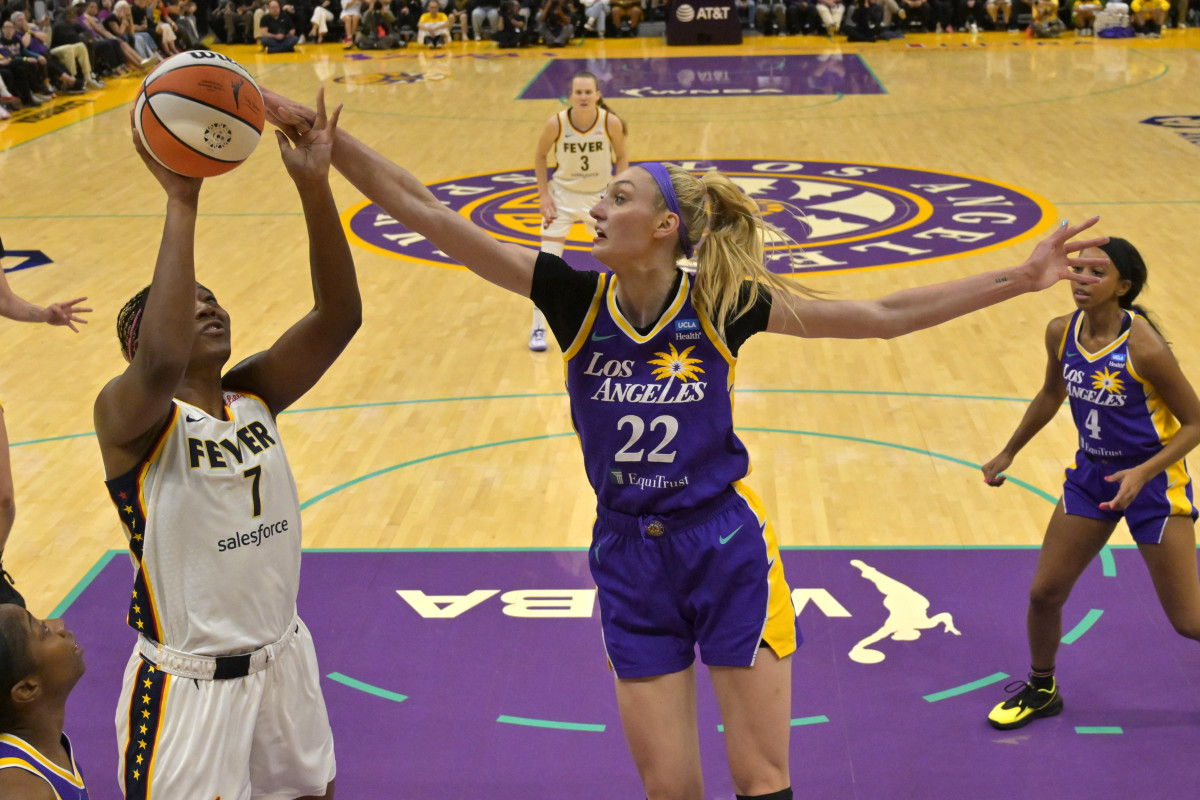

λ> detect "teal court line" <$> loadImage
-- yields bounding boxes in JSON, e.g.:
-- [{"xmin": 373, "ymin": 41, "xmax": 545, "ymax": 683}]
[
  {"xmin": 1075, "ymin": 726, "xmax": 1123, "ymax": 734},
  {"xmin": 719, "ymin": 715, "xmax": 829, "ymax": 732},
  {"xmin": 923, "ymin": 672, "xmax": 1009, "ymax": 703},
  {"xmin": 1100, "ymin": 547, "xmax": 1116, "ymax": 577},
  {"xmin": 497, "ymin": 715, "xmax": 605, "ymax": 732},
  {"xmin": 1061, "ymin": 609, "xmax": 1103, "ymax": 645},
  {"xmin": 325, "ymin": 671, "xmax": 408, "ymax": 702}
]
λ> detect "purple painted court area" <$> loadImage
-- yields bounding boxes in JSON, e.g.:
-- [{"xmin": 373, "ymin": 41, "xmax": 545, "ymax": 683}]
[
  {"xmin": 520, "ymin": 56, "xmax": 884, "ymax": 99},
  {"xmin": 62, "ymin": 548, "xmax": 1200, "ymax": 799}
]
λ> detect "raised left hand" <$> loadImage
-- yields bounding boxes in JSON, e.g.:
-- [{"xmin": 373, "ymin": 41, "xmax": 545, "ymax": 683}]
[
  {"xmin": 274, "ymin": 87, "xmax": 341, "ymax": 182},
  {"xmin": 1019, "ymin": 216, "xmax": 1110, "ymax": 292}
]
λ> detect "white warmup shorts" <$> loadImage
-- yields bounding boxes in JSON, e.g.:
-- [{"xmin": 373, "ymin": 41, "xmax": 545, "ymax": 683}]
[
  {"xmin": 115, "ymin": 617, "xmax": 335, "ymax": 800},
  {"xmin": 544, "ymin": 182, "xmax": 603, "ymax": 240}
]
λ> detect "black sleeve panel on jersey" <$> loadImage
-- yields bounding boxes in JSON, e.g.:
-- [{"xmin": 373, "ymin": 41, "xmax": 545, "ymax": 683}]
[
  {"xmin": 723, "ymin": 282, "xmax": 775, "ymax": 357},
  {"xmin": 530, "ymin": 252, "xmax": 604, "ymax": 351}
]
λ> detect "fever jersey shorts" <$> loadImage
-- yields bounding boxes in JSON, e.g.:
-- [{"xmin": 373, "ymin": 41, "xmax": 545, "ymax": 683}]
[
  {"xmin": 543, "ymin": 181, "xmax": 601, "ymax": 241},
  {"xmin": 115, "ymin": 617, "xmax": 335, "ymax": 800},
  {"xmin": 590, "ymin": 482, "xmax": 798, "ymax": 679},
  {"xmin": 1062, "ymin": 450, "xmax": 1197, "ymax": 544}
]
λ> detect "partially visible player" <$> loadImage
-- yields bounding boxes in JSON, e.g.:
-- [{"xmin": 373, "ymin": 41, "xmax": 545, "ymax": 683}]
[
  {"xmin": 529, "ymin": 70, "xmax": 626, "ymax": 352},
  {"xmin": 0, "ymin": 604, "xmax": 89, "ymax": 800},
  {"xmin": 983, "ymin": 237, "xmax": 1200, "ymax": 730},
  {"xmin": 0, "ymin": 239, "xmax": 91, "ymax": 608},
  {"xmin": 93, "ymin": 90, "xmax": 358, "ymax": 799}
]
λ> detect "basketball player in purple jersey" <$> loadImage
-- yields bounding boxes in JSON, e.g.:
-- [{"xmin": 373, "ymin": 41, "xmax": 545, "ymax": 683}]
[
  {"xmin": 982, "ymin": 238, "xmax": 1200, "ymax": 730},
  {"xmin": 93, "ymin": 91, "xmax": 355, "ymax": 799},
  {"xmin": 0, "ymin": 604, "xmax": 89, "ymax": 799},
  {"xmin": 263, "ymin": 85, "xmax": 1107, "ymax": 800}
]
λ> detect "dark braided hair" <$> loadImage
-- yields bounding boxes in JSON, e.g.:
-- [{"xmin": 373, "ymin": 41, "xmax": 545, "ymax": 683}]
[
  {"xmin": 116, "ymin": 284, "xmax": 152, "ymax": 362},
  {"xmin": 1098, "ymin": 237, "xmax": 1163, "ymax": 337},
  {"xmin": 0, "ymin": 608, "xmax": 33, "ymax": 728}
]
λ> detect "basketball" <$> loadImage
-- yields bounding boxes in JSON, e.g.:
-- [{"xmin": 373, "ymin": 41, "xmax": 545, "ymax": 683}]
[{"xmin": 134, "ymin": 52, "xmax": 265, "ymax": 178}]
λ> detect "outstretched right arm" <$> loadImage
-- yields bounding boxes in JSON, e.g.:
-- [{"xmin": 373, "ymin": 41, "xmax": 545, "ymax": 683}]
[
  {"xmin": 981, "ymin": 315, "xmax": 1070, "ymax": 486},
  {"xmin": 263, "ymin": 89, "xmax": 539, "ymax": 297},
  {"xmin": 93, "ymin": 127, "xmax": 203, "ymax": 476}
]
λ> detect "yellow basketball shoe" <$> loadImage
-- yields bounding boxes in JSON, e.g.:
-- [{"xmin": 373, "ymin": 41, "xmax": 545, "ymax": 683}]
[{"xmin": 988, "ymin": 676, "xmax": 1063, "ymax": 730}]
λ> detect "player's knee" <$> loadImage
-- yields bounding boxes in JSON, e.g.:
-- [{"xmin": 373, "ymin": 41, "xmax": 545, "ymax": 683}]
[{"xmin": 1027, "ymin": 582, "xmax": 1069, "ymax": 614}]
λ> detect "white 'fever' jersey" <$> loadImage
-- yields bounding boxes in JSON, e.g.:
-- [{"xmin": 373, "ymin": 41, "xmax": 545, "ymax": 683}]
[
  {"xmin": 552, "ymin": 107, "xmax": 616, "ymax": 194},
  {"xmin": 106, "ymin": 391, "xmax": 301, "ymax": 656}
]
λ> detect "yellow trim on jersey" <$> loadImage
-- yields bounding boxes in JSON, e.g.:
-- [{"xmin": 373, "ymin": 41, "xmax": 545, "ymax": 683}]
[
  {"xmin": 561, "ymin": 107, "xmax": 604, "ymax": 137},
  {"xmin": 1072, "ymin": 309, "xmax": 1132, "ymax": 363},
  {"xmin": 696, "ymin": 308, "xmax": 736, "ymax": 371},
  {"xmin": 0, "ymin": 759, "xmax": 65, "ymax": 798},
  {"xmin": 607, "ymin": 272, "xmax": 690, "ymax": 343},
  {"xmin": 0, "ymin": 734, "xmax": 84, "ymax": 786},
  {"xmin": 1165, "ymin": 459, "xmax": 1195, "ymax": 517},
  {"xmin": 1056, "ymin": 316, "xmax": 1071, "ymax": 360},
  {"xmin": 1121, "ymin": 315, "xmax": 1180, "ymax": 447},
  {"xmin": 731, "ymin": 482, "xmax": 796, "ymax": 660},
  {"xmin": 563, "ymin": 273, "xmax": 609, "ymax": 363}
]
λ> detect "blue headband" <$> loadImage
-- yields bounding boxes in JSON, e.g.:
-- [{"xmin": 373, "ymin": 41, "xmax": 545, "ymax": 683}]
[{"xmin": 639, "ymin": 162, "xmax": 693, "ymax": 259}]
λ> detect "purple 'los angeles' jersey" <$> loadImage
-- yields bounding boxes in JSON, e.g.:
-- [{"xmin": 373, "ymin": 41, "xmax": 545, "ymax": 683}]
[{"xmin": 564, "ymin": 271, "xmax": 751, "ymax": 516}]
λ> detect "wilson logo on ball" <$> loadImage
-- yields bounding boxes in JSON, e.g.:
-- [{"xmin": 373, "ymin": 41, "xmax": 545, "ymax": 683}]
[{"xmin": 134, "ymin": 51, "xmax": 265, "ymax": 178}]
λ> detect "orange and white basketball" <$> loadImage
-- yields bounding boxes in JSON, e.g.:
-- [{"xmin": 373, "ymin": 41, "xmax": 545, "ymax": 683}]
[{"xmin": 134, "ymin": 52, "xmax": 265, "ymax": 178}]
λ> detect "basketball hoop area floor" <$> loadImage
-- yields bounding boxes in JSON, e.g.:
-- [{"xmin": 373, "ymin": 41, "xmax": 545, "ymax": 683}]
[{"xmin": 59, "ymin": 546, "xmax": 1200, "ymax": 799}]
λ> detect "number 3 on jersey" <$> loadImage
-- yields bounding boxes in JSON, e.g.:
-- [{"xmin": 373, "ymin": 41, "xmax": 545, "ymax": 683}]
[{"xmin": 614, "ymin": 414, "xmax": 678, "ymax": 462}]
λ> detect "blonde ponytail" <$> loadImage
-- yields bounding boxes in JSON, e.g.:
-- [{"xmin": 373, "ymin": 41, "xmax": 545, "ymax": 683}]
[{"xmin": 657, "ymin": 164, "xmax": 817, "ymax": 338}]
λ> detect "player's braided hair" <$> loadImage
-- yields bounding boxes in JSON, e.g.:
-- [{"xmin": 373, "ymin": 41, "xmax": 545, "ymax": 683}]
[
  {"xmin": 116, "ymin": 284, "xmax": 152, "ymax": 362},
  {"xmin": 0, "ymin": 612, "xmax": 33, "ymax": 727}
]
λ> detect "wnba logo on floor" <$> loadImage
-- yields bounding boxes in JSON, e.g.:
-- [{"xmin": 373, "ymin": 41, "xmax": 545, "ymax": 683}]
[{"xmin": 343, "ymin": 159, "xmax": 1052, "ymax": 275}]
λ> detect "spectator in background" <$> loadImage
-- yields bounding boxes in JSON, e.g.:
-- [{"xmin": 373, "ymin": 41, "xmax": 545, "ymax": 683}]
[
  {"xmin": 1130, "ymin": 0, "xmax": 1168, "ymax": 33},
  {"xmin": 257, "ymin": 0, "xmax": 298, "ymax": 49},
  {"xmin": 339, "ymin": 0, "xmax": 361, "ymax": 42},
  {"xmin": 610, "ymin": 0, "xmax": 639, "ymax": 33},
  {"xmin": 898, "ymin": 0, "xmax": 932, "ymax": 28},
  {"xmin": 8, "ymin": 12, "xmax": 81, "ymax": 93},
  {"xmin": 469, "ymin": 0, "xmax": 498, "ymax": 39},
  {"xmin": 79, "ymin": 0, "xmax": 146, "ymax": 69},
  {"xmin": 106, "ymin": 1, "xmax": 160, "ymax": 62},
  {"xmin": 985, "ymin": 0, "xmax": 1010, "ymax": 27},
  {"xmin": 49, "ymin": 4, "xmax": 103, "ymax": 87},
  {"xmin": 416, "ymin": 0, "xmax": 447, "ymax": 42},
  {"xmin": 493, "ymin": 0, "xmax": 527, "ymax": 43},
  {"xmin": 538, "ymin": 0, "xmax": 572, "ymax": 44},
  {"xmin": 580, "ymin": 0, "xmax": 607, "ymax": 36},
  {"xmin": 815, "ymin": 0, "xmax": 845, "ymax": 35},
  {"xmin": 307, "ymin": 0, "xmax": 335, "ymax": 41},
  {"xmin": 0, "ymin": 22, "xmax": 44, "ymax": 105},
  {"xmin": 845, "ymin": 0, "xmax": 883, "ymax": 38},
  {"xmin": 354, "ymin": 0, "xmax": 400, "ymax": 46}
]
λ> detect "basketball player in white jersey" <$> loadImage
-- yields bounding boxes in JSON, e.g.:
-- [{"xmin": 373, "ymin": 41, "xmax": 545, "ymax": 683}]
[
  {"xmin": 529, "ymin": 70, "xmax": 626, "ymax": 351},
  {"xmin": 94, "ymin": 91, "xmax": 358, "ymax": 800}
]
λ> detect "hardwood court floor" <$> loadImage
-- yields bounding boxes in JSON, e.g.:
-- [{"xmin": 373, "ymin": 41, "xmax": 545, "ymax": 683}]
[{"xmin": 2, "ymin": 30, "xmax": 1199, "ymax": 615}]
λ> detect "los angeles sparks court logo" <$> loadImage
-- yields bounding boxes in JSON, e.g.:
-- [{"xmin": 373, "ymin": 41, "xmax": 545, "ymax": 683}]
[{"xmin": 344, "ymin": 159, "xmax": 1053, "ymax": 275}]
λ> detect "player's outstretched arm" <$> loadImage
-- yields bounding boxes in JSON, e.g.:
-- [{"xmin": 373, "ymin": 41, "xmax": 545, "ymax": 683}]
[
  {"xmin": 262, "ymin": 87, "xmax": 538, "ymax": 298},
  {"xmin": 223, "ymin": 89, "xmax": 362, "ymax": 416},
  {"xmin": 982, "ymin": 316, "xmax": 1070, "ymax": 487},
  {"xmin": 0, "ymin": 243, "xmax": 91, "ymax": 331},
  {"xmin": 767, "ymin": 217, "xmax": 1109, "ymax": 340},
  {"xmin": 94, "ymin": 123, "xmax": 204, "ymax": 473}
]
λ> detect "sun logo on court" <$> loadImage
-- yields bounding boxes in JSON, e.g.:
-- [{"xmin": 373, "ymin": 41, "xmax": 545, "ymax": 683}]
[
  {"xmin": 648, "ymin": 344, "xmax": 704, "ymax": 382},
  {"xmin": 1092, "ymin": 368, "xmax": 1125, "ymax": 394},
  {"xmin": 343, "ymin": 159, "xmax": 1054, "ymax": 276}
]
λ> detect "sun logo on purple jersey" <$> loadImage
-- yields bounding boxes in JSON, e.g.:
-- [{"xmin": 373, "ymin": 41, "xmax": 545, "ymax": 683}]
[
  {"xmin": 648, "ymin": 344, "xmax": 704, "ymax": 382},
  {"xmin": 343, "ymin": 159, "xmax": 1053, "ymax": 276}
]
